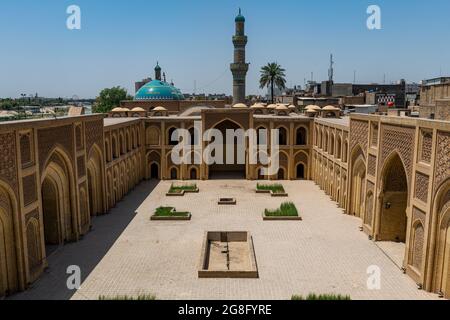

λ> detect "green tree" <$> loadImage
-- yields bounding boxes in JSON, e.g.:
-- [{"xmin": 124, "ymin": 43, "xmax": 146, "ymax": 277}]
[
  {"xmin": 259, "ymin": 63, "xmax": 287, "ymax": 104},
  {"xmin": 94, "ymin": 87, "xmax": 131, "ymax": 113}
]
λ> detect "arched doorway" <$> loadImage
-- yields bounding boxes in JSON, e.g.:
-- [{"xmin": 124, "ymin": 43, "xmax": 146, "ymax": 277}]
[
  {"xmin": 277, "ymin": 168, "xmax": 285, "ymax": 180},
  {"xmin": 296, "ymin": 127, "xmax": 307, "ymax": 145},
  {"xmin": 277, "ymin": 127, "xmax": 288, "ymax": 146},
  {"xmin": 296, "ymin": 163, "xmax": 305, "ymax": 179},
  {"xmin": 257, "ymin": 167, "xmax": 265, "ymax": 180},
  {"xmin": 150, "ymin": 163, "xmax": 160, "ymax": 180},
  {"xmin": 349, "ymin": 147, "xmax": 366, "ymax": 218},
  {"xmin": 190, "ymin": 168, "xmax": 198, "ymax": 180},
  {"xmin": 378, "ymin": 153, "xmax": 408, "ymax": 242},
  {"xmin": 0, "ymin": 184, "xmax": 18, "ymax": 297},
  {"xmin": 170, "ymin": 167, "xmax": 178, "ymax": 180},
  {"xmin": 87, "ymin": 146, "xmax": 103, "ymax": 216},
  {"xmin": 431, "ymin": 181, "xmax": 450, "ymax": 298},
  {"xmin": 208, "ymin": 119, "xmax": 246, "ymax": 179},
  {"xmin": 41, "ymin": 151, "xmax": 74, "ymax": 256}
]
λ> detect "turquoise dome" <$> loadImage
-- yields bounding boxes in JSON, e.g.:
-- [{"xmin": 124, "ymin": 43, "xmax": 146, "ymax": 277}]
[
  {"xmin": 235, "ymin": 9, "xmax": 245, "ymax": 22},
  {"xmin": 135, "ymin": 80, "xmax": 184, "ymax": 100}
]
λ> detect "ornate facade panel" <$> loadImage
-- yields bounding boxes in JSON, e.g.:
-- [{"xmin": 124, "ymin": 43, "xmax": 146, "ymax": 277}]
[
  {"xmin": 380, "ymin": 124, "xmax": 415, "ymax": 183},
  {"xmin": 365, "ymin": 181, "xmax": 375, "ymax": 226},
  {"xmin": 350, "ymin": 120, "xmax": 369, "ymax": 154},
  {"xmin": 20, "ymin": 133, "xmax": 33, "ymax": 167},
  {"xmin": 38, "ymin": 125, "xmax": 74, "ymax": 171},
  {"xmin": 434, "ymin": 131, "xmax": 450, "ymax": 191},
  {"xmin": 85, "ymin": 119, "xmax": 104, "ymax": 155},
  {"xmin": 0, "ymin": 132, "xmax": 18, "ymax": 194},
  {"xmin": 22, "ymin": 174, "xmax": 37, "ymax": 206},
  {"xmin": 77, "ymin": 156, "xmax": 86, "ymax": 178},
  {"xmin": 411, "ymin": 207, "xmax": 426, "ymax": 271},
  {"xmin": 420, "ymin": 130, "xmax": 433, "ymax": 163},
  {"xmin": 414, "ymin": 172, "xmax": 429, "ymax": 203},
  {"xmin": 368, "ymin": 155, "xmax": 377, "ymax": 177},
  {"xmin": 371, "ymin": 123, "xmax": 378, "ymax": 147},
  {"xmin": 25, "ymin": 210, "xmax": 41, "ymax": 271}
]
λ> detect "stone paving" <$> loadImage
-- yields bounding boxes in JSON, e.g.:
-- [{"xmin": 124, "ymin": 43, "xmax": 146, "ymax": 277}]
[{"xmin": 62, "ymin": 179, "xmax": 437, "ymax": 300}]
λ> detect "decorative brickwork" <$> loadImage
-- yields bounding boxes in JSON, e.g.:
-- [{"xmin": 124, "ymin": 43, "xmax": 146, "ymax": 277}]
[
  {"xmin": 22, "ymin": 174, "xmax": 37, "ymax": 206},
  {"xmin": 77, "ymin": 156, "xmax": 86, "ymax": 178},
  {"xmin": 380, "ymin": 125, "xmax": 415, "ymax": 184},
  {"xmin": 371, "ymin": 123, "xmax": 378, "ymax": 147},
  {"xmin": 0, "ymin": 132, "xmax": 18, "ymax": 194},
  {"xmin": 420, "ymin": 131, "xmax": 433, "ymax": 163},
  {"xmin": 75, "ymin": 125, "xmax": 83, "ymax": 151},
  {"xmin": 414, "ymin": 172, "xmax": 429, "ymax": 203},
  {"xmin": 365, "ymin": 182, "xmax": 374, "ymax": 226},
  {"xmin": 85, "ymin": 119, "xmax": 104, "ymax": 155},
  {"xmin": 434, "ymin": 131, "xmax": 450, "ymax": 191},
  {"xmin": 350, "ymin": 120, "xmax": 369, "ymax": 155},
  {"xmin": 20, "ymin": 133, "xmax": 32, "ymax": 167},
  {"xmin": 38, "ymin": 125, "xmax": 74, "ymax": 171},
  {"xmin": 368, "ymin": 154, "xmax": 377, "ymax": 177},
  {"xmin": 411, "ymin": 207, "xmax": 426, "ymax": 271},
  {"xmin": 25, "ymin": 210, "xmax": 41, "ymax": 272}
]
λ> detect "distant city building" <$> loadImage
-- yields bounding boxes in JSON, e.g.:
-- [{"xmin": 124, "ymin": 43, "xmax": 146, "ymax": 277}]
[{"xmin": 420, "ymin": 76, "xmax": 450, "ymax": 120}]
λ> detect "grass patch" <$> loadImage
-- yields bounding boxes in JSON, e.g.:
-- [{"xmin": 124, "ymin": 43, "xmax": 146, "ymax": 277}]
[
  {"xmin": 99, "ymin": 294, "xmax": 156, "ymax": 300},
  {"xmin": 257, "ymin": 183, "xmax": 286, "ymax": 194},
  {"xmin": 265, "ymin": 202, "xmax": 298, "ymax": 217},
  {"xmin": 154, "ymin": 207, "xmax": 190, "ymax": 217},
  {"xmin": 168, "ymin": 183, "xmax": 197, "ymax": 194},
  {"xmin": 291, "ymin": 293, "xmax": 351, "ymax": 300}
]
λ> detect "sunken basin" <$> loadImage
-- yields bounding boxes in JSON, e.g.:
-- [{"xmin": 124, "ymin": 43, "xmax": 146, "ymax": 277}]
[
  {"xmin": 198, "ymin": 232, "xmax": 258, "ymax": 279},
  {"xmin": 218, "ymin": 198, "xmax": 237, "ymax": 205}
]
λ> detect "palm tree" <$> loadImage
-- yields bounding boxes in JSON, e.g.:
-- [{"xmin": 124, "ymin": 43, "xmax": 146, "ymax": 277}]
[{"xmin": 259, "ymin": 63, "xmax": 287, "ymax": 104}]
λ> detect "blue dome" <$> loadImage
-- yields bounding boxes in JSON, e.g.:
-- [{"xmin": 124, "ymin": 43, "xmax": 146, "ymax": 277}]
[
  {"xmin": 135, "ymin": 80, "xmax": 184, "ymax": 101},
  {"xmin": 235, "ymin": 9, "xmax": 245, "ymax": 22}
]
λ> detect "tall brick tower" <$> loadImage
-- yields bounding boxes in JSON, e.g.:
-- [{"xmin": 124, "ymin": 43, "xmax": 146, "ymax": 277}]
[{"xmin": 230, "ymin": 9, "xmax": 249, "ymax": 105}]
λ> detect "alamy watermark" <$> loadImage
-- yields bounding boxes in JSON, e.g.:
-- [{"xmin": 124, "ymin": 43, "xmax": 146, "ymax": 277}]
[
  {"xmin": 367, "ymin": 265, "xmax": 381, "ymax": 290},
  {"xmin": 367, "ymin": 5, "xmax": 381, "ymax": 30},
  {"xmin": 169, "ymin": 121, "xmax": 280, "ymax": 175},
  {"xmin": 66, "ymin": 265, "xmax": 81, "ymax": 290},
  {"xmin": 66, "ymin": 5, "xmax": 81, "ymax": 30}
]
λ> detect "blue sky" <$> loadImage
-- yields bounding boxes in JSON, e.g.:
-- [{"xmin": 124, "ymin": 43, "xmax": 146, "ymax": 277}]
[{"xmin": 1, "ymin": 0, "xmax": 449, "ymax": 98}]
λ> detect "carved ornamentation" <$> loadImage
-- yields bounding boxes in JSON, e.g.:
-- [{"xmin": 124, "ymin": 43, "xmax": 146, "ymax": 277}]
[
  {"xmin": 85, "ymin": 119, "xmax": 104, "ymax": 155},
  {"xmin": 0, "ymin": 132, "xmax": 18, "ymax": 194},
  {"xmin": 420, "ymin": 131, "xmax": 433, "ymax": 163},
  {"xmin": 434, "ymin": 131, "xmax": 450, "ymax": 191},
  {"xmin": 368, "ymin": 155, "xmax": 377, "ymax": 177},
  {"xmin": 380, "ymin": 125, "xmax": 415, "ymax": 184},
  {"xmin": 38, "ymin": 125, "xmax": 74, "ymax": 171},
  {"xmin": 350, "ymin": 120, "xmax": 369, "ymax": 155},
  {"xmin": 20, "ymin": 133, "xmax": 33, "ymax": 167},
  {"xmin": 22, "ymin": 174, "xmax": 37, "ymax": 206},
  {"xmin": 77, "ymin": 156, "xmax": 86, "ymax": 178},
  {"xmin": 414, "ymin": 172, "xmax": 429, "ymax": 203}
]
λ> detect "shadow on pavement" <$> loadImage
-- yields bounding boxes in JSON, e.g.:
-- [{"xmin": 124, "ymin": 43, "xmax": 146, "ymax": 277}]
[{"xmin": 8, "ymin": 180, "xmax": 160, "ymax": 300}]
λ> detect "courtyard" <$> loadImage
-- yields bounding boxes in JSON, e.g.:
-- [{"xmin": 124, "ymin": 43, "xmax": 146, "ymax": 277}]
[{"xmin": 11, "ymin": 180, "xmax": 438, "ymax": 300}]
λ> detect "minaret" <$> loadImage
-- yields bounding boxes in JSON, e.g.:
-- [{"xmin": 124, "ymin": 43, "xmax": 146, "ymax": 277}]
[
  {"xmin": 230, "ymin": 8, "xmax": 249, "ymax": 105},
  {"xmin": 155, "ymin": 62, "xmax": 162, "ymax": 81}
]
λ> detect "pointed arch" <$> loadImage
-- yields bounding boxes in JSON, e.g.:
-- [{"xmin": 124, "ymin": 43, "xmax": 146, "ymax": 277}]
[
  {"xmin": 0, "ymin": 181, "xmax": 20, "ymax": 297},
  {"xmin": 87, "ymin": 145, "xmax": 104, "ymax": 216}
]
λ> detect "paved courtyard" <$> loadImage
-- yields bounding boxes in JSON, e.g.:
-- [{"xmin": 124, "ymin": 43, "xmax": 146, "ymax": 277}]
[{"xmin": 64, "ymin": 179, "xmax": 436, "ymax": 300}]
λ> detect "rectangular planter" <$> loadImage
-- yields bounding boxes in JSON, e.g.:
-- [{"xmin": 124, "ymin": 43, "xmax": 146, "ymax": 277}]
[
  {"xmin": 218, "ymin": 198, "xmax": 237, "ymax": 205},
  {"xmin": 166, "ymin": 188, "xmax": 199, "ymax": 197},
  {"xmin": 255, "ymin": 189, "xmax": 289, "ymax": 197},
  {"xmin": 151, "ymin": 213, "xmax": 192, "ymax": 221},
  {"xmin": 262, "ymin": 213, "xmax": 302, "ymax": 221}
]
